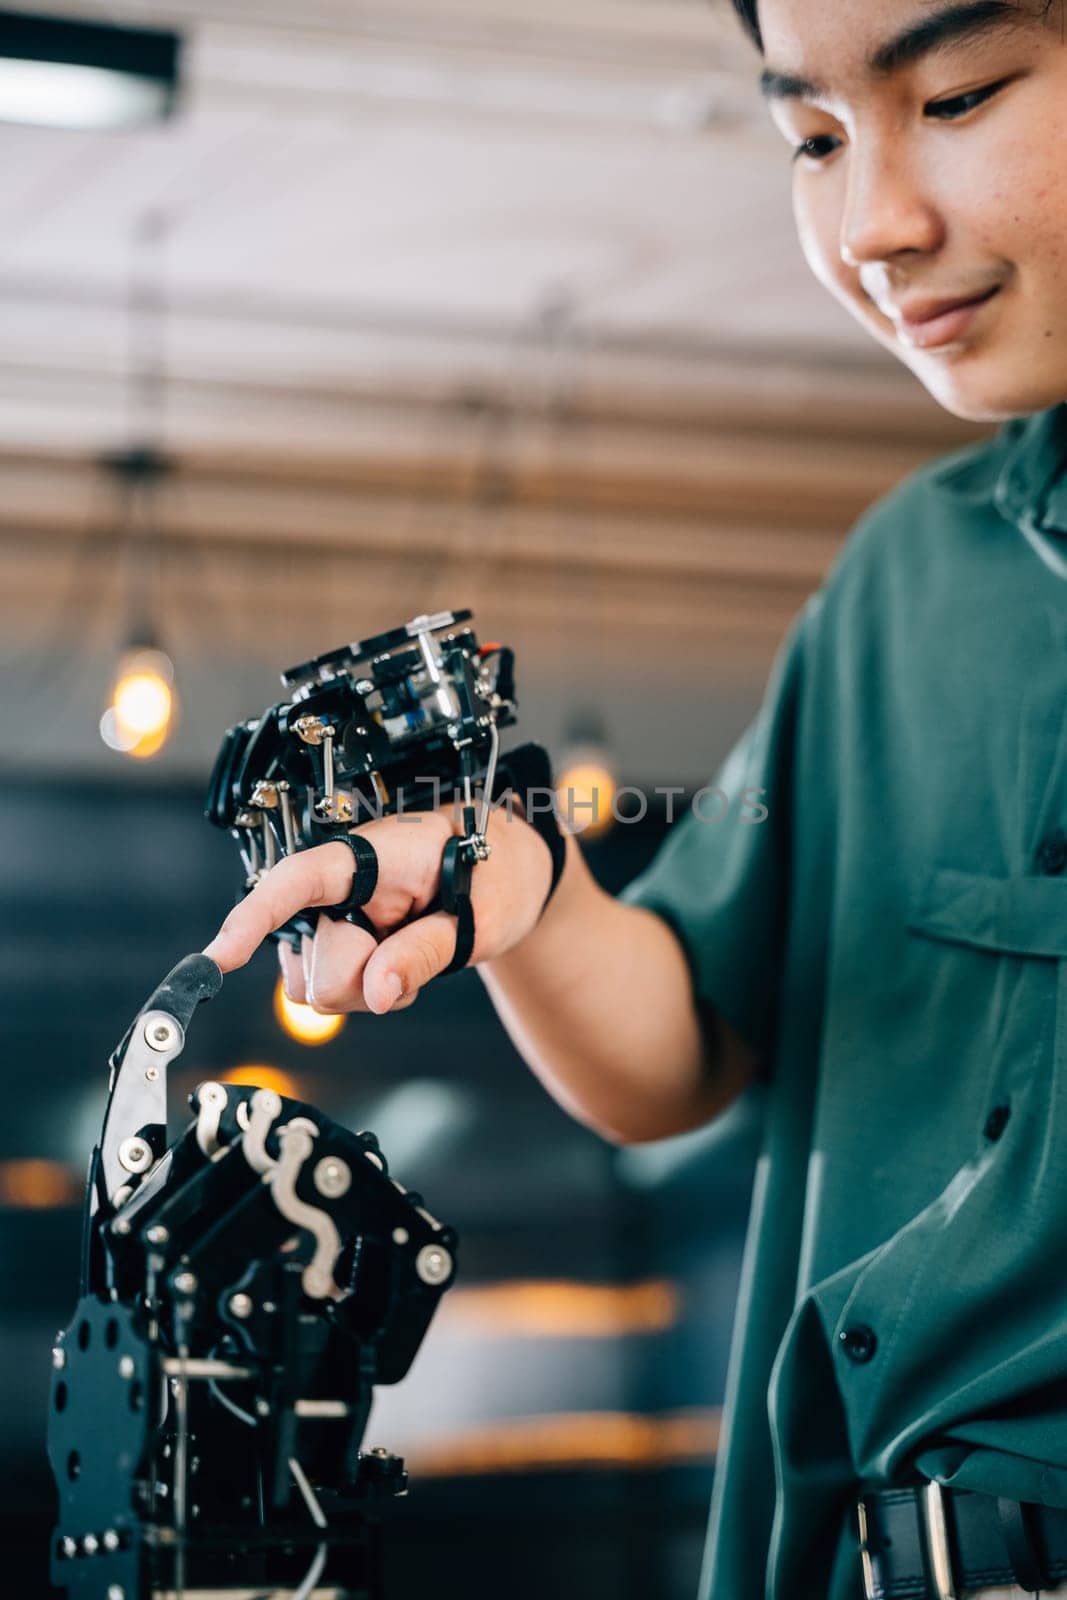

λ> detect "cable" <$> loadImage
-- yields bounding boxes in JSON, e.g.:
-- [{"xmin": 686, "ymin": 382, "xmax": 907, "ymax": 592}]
[
  {"xmin": 207, "ymin": 1375, "xmax": 257, "ymax": 1427},
  {"xmin": 205, "ymin": 1343, "xmax": 258, "ymax": 1427},
  {"xmin": 284, "ymin": 1456, "xmax": 329, "ymax": 1600}
]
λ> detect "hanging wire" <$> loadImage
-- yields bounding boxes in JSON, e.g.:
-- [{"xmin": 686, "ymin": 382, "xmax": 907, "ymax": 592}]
[
  {"xmin": 0, "ymin": 481, "xmax": 123, "ymax": 691},
  {"xmin": 286, "ymin": 1455, "xmax": 329, "ymax": 1600},
  {"xmin": 118, "ymin": 209, "xmax": 171, "ymax": 648},
  {"xmin": 0, "ymin": 211, "xmax": 177, "ymax": 752}
]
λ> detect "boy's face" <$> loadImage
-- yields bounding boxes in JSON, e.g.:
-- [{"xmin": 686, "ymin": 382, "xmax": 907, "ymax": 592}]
[{"xmin": 757, "ymin": 0, "xmax": 1067, "ymax": 421}]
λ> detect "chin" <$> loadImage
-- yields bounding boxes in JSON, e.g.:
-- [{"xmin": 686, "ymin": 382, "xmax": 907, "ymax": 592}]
[{"xmin": 905, "ymin": 358, "xmax": 1067, "ymax": 425}]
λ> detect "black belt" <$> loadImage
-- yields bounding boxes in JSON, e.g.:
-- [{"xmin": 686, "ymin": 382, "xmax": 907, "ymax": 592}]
[{"xmin": 857, "ymin": 1483, "xmax": 1067, "ymax": 1598}]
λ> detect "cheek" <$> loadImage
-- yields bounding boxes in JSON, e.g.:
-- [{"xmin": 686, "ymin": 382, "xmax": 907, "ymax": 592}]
[
  {"xmin": 792, "ymin": 177, "xmax": 854, "ymax": 301},
  {"xmin": 930, "ymin": 85, "xmax": 1067, "ymax": 265}
]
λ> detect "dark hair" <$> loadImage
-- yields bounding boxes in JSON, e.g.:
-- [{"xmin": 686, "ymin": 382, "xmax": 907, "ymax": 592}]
[{"xmin": 730, "ymin": 0, "xmax": 763, "ymax": 52}]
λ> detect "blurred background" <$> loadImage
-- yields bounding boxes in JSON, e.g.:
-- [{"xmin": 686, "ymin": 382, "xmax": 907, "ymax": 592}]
[{"xmin": 0, "ymin": 1, "xmax": 987, "ymax": 1595}]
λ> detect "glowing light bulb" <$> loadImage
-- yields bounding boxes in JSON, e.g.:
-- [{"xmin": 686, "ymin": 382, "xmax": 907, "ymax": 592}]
[
  {"xmin": 221, "ymin": 1063, "xmax": 302, "ymax": 1101},
  {"xmin": 555, "ymin": 756, "xmax": 617, "ymax": 839},
  {"xmin": 273, "ymin": 976, "xmax": 346, "ymax": 1046},
  {"xmin": 102, "ymin": 646, "xmax": 177, "ymax": 759},
  {"xmin": 114, "ymin": 670, "xmax": 171, "ymax": 738}
]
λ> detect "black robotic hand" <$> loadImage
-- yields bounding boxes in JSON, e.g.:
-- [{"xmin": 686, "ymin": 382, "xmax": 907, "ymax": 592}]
[{"xmin": 49, "ymin": 954, "xmax": 457, "ymax": 1600}]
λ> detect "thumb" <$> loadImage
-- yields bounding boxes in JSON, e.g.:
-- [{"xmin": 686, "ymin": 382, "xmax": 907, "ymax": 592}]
[{"xmin": 362, "ymin": 912, "xmax": 459, "ymax": 1013}]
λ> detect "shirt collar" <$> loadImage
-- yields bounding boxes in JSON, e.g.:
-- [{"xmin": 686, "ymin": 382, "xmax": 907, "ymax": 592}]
[{"xmin": 993, "ymin": 401, "xmax": 1067, "ymax": 536}]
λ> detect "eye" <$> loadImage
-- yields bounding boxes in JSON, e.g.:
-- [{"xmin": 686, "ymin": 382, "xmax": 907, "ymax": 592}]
[
  {"xmin": 923, "ymin": 77, "xmax": 1010, "ymax": 120},
  {"xmin": 791, "ymin": 133, "xmax": 841, "ymax": 165}
]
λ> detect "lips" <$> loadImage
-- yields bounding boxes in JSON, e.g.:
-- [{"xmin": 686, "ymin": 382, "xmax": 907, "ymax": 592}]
[{"xmin": 887, "ymin": 285, "xmax": 1002, "ymax": 350}]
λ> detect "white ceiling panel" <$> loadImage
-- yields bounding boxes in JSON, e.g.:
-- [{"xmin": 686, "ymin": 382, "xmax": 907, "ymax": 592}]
[{"xmin": 0, "ymin": 0, "xmax": 878, "ymax": 457}]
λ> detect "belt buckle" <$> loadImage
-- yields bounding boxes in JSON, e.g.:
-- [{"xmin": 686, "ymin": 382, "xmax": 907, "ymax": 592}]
[
  {"xmin": 856, "ymin": 1496, "xmax": 879, "ymax": 1600},
  {"xmin": 921, "ymin": 1481, "xmax": 959, "ymax": 1600}
]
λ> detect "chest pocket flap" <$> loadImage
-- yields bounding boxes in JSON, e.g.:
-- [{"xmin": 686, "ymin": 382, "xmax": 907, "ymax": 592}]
[{"xmin": 908, "ymin": 867, "xmax": 1067, "ymax": 958}]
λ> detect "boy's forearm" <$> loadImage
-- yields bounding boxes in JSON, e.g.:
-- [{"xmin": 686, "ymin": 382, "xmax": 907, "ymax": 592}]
[{"xmin": 478, "ymin": 832, "xmax": 756, "ymax": 1144}]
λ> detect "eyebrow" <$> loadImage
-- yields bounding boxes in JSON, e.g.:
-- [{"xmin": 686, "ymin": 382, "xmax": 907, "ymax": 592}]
[{"xmin": 758, "ymin": 0, "xmax": 1028, "ymax": 101}]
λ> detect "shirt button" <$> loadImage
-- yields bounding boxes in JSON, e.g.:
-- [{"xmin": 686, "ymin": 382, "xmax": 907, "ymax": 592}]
[
  {"xmin": 1036, "ymin": 829, "xmax": 1067, "ymax": 875},
  {"xmin": 839, "ymin": 1324, "xmax": 877, "ymax": 1364},
  {"xmin": 984, "ymin": 1103, "xmax": 1011, "ymax": 1141}
]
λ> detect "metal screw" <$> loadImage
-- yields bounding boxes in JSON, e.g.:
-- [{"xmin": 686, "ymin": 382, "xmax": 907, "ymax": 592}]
[
  {"xmin": 52, "ymin": 1346, "xmax": 66, "ymax": 1370},
  {"xmin": 146, "ymin": 1225, "xmax": 169, "ymax": 1246},
  {"xmin": 144, "ymin": 1016, "xmax": 178, "ymax": 1053},
  {"xmin": 256, "ymin": 1398, "xmax": 271, "ymax": 1416},
  {"xmin": 107, "ymin": 1586, "xmax": 126, "ymax": 1600},
  {"xmin": 228, "ymin": 1292, "xmax": 253, "ymax": 1320},
  {"xmin": 118, "ymin": 1355, "xmax": 135, "ymax": 1380},
  {"xmin": 145, "ymin": 1066, "xmax": 159, "ymax": 1083},
  {"xmin": 173, "ymin": 1271, "xmax": 197, "ymax": 1296},
  {"xmin": 102, "ymin": 1529, "xmax": 120, "ymax": 1552},
  {"xmin": 313, "ymin": 1156, "xmax": 351, "ymax": 1199},
  {"xmin": 118, "ymin": 1136, "xmax": 153, "ymax": 1175},
  {"xmin": 82, "ymin": 1533, "xmax": 99, "ymax": 1555},
  {"xmin": 392, "ymin": 1227, "xmax": 409, "ymax": 1246},
  {"xmin": 294, "ymin": 714, "xmax": 327, "ymax": 745},
  {"xmin": 59, "ymin": 1536, "xmax": 77, "ymax": 1559},
  {"xmin": 371, "ymin": 1446, "xmax": 392, "ymax": 1458},
  {"xmin": 415, "ymin": 1244, "xmax": 453, "ymax": 1286}
]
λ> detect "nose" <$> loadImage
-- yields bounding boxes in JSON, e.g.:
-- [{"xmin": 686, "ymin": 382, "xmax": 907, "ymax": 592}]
[{"xmin": 838, "ymin": 136, "xmax": 944, "ymax": 269}]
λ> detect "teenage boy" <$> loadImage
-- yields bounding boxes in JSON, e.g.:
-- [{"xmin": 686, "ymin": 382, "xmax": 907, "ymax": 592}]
[{"xmin": 204, "ymin": 1, "xmax": 1067, "ymax": 1594}]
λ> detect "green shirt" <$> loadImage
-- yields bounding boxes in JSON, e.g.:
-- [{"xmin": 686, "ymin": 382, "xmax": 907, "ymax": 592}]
[{"xmin": 619, "ymin": 401, "xmax": 1067, "ymax": 1600}]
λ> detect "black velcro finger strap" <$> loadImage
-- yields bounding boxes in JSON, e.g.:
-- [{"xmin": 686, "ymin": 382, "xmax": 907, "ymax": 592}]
[
  {"xmin": 422, "ymin": 883, "xmax": 475, "ymax": 976},
  {"xmin": 440, "ymin": 895, "xmax": 476, "ymax": 975},
  {"xmin": 339, "ymin": 907, "xmax": 379, "ymax": 939},
  {"xmin": 322, "ymin": 832, "xmax": 379, "ymax": 920}
]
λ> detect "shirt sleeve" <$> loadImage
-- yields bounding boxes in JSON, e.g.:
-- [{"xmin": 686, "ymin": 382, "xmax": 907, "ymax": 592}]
[{"xmin": 617, "ymin": 597, "xmax": 817, "ymax": 1068}]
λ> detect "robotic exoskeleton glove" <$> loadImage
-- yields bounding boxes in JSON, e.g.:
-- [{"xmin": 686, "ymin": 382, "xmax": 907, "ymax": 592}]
[
  {"xmin": 205, "ymin": 609, "xmax": 567, "ymax": 972},
  {"xmin": 48, "ymin": 953, "xmax": 458, "ymax": 1600}
]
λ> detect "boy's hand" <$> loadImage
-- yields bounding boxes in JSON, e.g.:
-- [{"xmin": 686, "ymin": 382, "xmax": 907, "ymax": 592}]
[{"xmin": 202, "ymin": 804, "xmax": 554, "ymax": 1016}]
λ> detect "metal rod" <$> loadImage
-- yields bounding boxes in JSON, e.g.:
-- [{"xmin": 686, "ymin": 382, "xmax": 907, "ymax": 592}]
[
  {"xmin": 323, "ymin": 727, "xmax": 335, "ymax": 801},
  {"xmin": 161, "ymin": 1358, "xmax": 254, "ymax": 1380},
  {"xmin": 476, "ymin": 718, "xmax": 501, "ymax": 843},
  {"xmin": 279, "ymin": 786, "xmax": 297, "ymax": 853},
  {"xmin": 172, "ymin": 1355, "xmax": 190, "ymax": 1600}
]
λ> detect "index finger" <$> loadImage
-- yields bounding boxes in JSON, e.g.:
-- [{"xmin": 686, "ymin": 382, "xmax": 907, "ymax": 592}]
[{"xmin": 203, "ymin": 840, "xmax": 365, "ymax": 973}]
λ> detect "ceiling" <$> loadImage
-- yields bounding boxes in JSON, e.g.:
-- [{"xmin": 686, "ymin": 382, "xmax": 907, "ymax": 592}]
[{"xmin": 0, "ymin": 0, "xmax": 890, "ymax": 457}]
